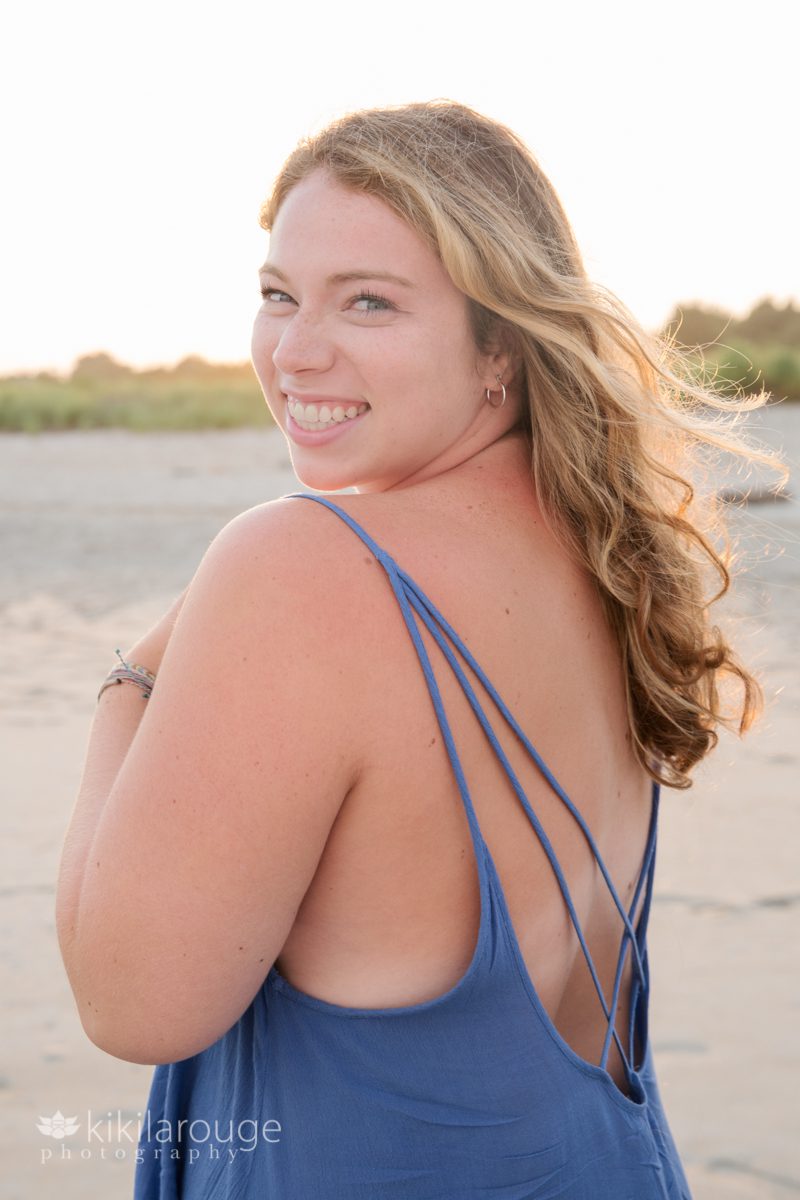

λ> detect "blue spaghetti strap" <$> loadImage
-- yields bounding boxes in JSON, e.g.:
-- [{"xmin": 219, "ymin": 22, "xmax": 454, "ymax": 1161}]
[
  {"xmin": 399, "ymin": 574, "xmax": 655, "ymax": 1076},
  {"xmin": 625, "ymin": 812, "xmax": 657, "ymax": 1068},
  {"xmin": 285, "ymin": 490, "xmax": 659, "ymax": 1080}
]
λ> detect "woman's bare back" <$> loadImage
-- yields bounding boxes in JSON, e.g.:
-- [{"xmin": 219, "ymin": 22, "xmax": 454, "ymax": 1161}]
[{"xmin": 273, "ymin": 430, "xmax": 654, "ymax": 1095}]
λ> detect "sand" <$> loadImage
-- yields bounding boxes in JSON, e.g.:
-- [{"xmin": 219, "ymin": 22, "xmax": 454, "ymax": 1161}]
[{"xmin": 2, "ymin": 414, "xmax": 797, "ymax": 1199}]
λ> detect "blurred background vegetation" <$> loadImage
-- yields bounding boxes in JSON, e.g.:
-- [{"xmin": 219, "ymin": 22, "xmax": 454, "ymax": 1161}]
[
  {"xmin": 0, "ymin": 354, "xmax": 272, "ymax": 433},
  {"xmin": 2, "ymin": 298, "xmax": 798, "ymax": 432},
  {"xmin": 664, "ymin": 296, "xmax": 800, "ymax": 404}
]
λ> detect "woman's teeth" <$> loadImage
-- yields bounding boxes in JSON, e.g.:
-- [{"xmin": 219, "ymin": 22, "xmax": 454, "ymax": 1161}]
[{"xmin": 287, "ymin": 396, "xmax": 368, "ymax": 431}]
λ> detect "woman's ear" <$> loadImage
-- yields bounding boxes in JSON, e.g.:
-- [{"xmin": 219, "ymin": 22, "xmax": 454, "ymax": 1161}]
[
  {"xmin": 469, "ymin": 303, "xmax": 521, "ymax": 390},
  {"xmin": 477, "ymin": 329, "xmax": 520, "ymax": 391}
]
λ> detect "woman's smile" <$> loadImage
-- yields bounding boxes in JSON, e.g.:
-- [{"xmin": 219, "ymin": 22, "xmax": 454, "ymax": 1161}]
[
  {"xmin": 284, "ymin": 393, "xmax": 371, "ymax": 444},
  {"xmin": 286, "ymin": 393, "xmax": 370, "ymax": 427}
]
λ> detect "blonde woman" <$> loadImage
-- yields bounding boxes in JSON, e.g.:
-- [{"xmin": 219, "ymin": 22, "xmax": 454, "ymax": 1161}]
[{"xmin": 57, "ymin": 101, "xmax": 776, "ymax": 1198}]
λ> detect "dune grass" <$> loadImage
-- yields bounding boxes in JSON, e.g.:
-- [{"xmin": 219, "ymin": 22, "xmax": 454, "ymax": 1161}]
[{"xmin": 0, "ymin": 373, "xmax": 273, "ymax": 433}]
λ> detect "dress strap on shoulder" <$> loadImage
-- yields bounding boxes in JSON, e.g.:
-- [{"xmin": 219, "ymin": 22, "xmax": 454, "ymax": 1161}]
[
  {"xmin": 284, "ymin": 492, "xmax": 493, "ymax": 875},
  {"xmin": 286, "ymin": 492, "xmax": 402, "ymax": 570}
]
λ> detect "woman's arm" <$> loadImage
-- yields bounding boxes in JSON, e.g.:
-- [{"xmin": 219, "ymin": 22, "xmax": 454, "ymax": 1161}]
[
  {"xmin": 55, "ymin": 587, "xmax": 189, "ymax": 994},
  {"xmin": 55, "ymin": 500, "xmax": 365, "ymax": 1066}
]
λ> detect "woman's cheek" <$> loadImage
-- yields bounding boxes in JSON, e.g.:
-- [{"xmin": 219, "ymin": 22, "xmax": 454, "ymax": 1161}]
[{"xmin": 250, "ymin": 321, "xmax": 278, "ymax": 387}]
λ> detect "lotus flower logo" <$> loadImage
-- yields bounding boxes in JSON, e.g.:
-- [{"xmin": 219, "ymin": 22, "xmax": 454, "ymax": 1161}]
[{"xmin": 37, "ymin": 1111, "xmax": 80, "ymax": 1139}]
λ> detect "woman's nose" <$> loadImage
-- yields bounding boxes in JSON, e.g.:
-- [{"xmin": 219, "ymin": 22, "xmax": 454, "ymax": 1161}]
[{"xmin": 271, "ymin": 311, "xmax": 336, "ymax": 376}]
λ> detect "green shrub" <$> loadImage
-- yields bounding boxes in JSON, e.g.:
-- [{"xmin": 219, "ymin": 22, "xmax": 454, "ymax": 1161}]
[{"xmin": 704, "ymin": 340, "xmax": 800, "ymax": 402}]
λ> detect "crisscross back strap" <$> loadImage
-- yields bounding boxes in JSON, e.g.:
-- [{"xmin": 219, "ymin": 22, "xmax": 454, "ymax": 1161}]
[{"xmin": 287, "ymin": 492, "xmax": 660, "ymax": 1079}]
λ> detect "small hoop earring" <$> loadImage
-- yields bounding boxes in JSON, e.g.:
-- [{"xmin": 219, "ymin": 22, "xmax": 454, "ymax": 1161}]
[{"xmin": 485, "ymin": 374, "xmax": 507, "ymax": 408}]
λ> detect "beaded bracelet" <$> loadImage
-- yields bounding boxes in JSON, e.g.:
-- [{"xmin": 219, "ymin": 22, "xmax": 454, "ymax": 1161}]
[{"xmin": 97, "ymin": 648, "xmax": 157, "ymax": 702}]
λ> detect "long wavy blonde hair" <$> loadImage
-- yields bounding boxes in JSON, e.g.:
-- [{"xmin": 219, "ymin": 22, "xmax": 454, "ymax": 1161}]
[{"xmin": 260, "ymin": 100, "xmax": 786, "ymax": 790}]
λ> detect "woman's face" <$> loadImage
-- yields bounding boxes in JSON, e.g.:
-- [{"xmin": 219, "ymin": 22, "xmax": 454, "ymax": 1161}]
[{"xmin": 251, "ymin": 169, "xmax": 516, "ymax": 493}]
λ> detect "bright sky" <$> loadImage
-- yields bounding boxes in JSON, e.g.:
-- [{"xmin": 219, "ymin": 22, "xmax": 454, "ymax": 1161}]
[{"xmin": 3, "ymin": 0, "xmax": 797, "ymax": 375}]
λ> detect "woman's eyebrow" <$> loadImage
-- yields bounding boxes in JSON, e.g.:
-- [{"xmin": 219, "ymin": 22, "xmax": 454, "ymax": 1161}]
[
  {"xmin": 259, "ymin": 263, "xmax": 415, "ymax": 289},
  {"xmin": 328, "ymin": 269, "xmax": 416, "ymax": 289}
]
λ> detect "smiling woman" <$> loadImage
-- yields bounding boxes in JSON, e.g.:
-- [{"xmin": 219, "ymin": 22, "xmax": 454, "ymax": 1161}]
[
  {"xmin": 55, "ymin": 100, "xmax": 783, "ymax": 1200},
  {"xmin": 250, "ymin": 171, "xmax": 515, "ymax": 494}
]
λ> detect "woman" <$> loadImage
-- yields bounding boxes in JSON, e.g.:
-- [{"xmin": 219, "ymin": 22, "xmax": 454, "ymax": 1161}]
[{"xmin": 56, "ymin": 101, "xmax": 778, "ymax": 1198}]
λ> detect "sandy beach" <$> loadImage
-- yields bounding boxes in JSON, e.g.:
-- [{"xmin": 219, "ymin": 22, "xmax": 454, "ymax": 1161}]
[{"xmin": 2, "ymin": 413, "xmax": 797, "ymax": 1199}]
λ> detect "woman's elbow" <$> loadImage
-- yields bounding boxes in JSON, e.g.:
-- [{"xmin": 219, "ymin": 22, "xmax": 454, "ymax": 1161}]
[
  {"xmin": 79, "ymin": 1003, "xmax": 199, "ymax": 1066},
  {"xmin": 57, "ymin": 957, "xmax": 197, "ymax": 1065}
]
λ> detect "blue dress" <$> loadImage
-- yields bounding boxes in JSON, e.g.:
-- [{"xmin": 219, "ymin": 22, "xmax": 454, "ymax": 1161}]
[{"xmin": 134, "ymin": 492, "xmax": 692, "ymax": 1198}]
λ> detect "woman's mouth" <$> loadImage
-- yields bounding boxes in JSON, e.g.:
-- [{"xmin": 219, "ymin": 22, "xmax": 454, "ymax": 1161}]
[
  {"xmin": 286, "ymin": 395, "xmax": 369, "ymax": 430},
  {"xmin": 283, "ymin": 394, "xmax": 370, "ymax": 445}
]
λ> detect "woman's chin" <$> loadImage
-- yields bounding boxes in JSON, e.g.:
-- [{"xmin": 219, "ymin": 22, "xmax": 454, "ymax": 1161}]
[{"xmin": 290, "ymin": 456, "xmax": 360, "ymax": 495}]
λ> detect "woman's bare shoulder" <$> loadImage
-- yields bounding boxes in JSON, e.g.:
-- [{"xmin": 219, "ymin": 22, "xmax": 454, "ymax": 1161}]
[
  {"xmin": 205, "ymin": 492, "xmax": 390, "ymax": 592},
  {"xmin": 67, "ymin": 493, "xmax": 396, "ymax": 1065}
]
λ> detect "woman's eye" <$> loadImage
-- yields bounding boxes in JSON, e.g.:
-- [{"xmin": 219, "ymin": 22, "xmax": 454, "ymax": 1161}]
[
  {"xmin": 351, "ymin": 291, "xmax": 394, "ymax": 314},
  {"xmin": 260, "ymin": 287, "xmax": 293, "ymax": 304}
]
